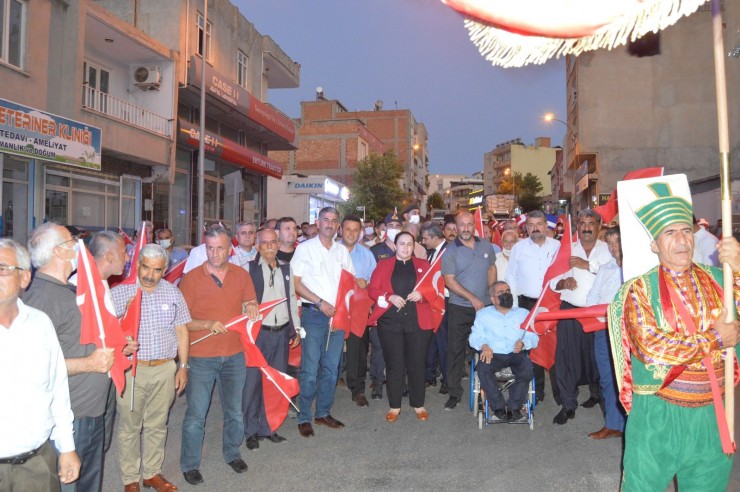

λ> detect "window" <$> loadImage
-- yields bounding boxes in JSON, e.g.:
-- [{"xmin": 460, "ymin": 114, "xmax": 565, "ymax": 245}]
[
  {"xmin": 358, "ymin": 139, "xmax": 368, "ymax": 161},
  {"xmin": 196, "ymin": 12, "xmax": 212, "ymax": 60},
  {"xmin": 0, "ymin": 0, "xmax": 26, "ymax": 68},
  {"xmin": 237, "ymin": 50, "xmax": 248, "ymax": 89},
  {"xmin": 82, "ymin": 61, "xmax": 110, "ymax": 112}
]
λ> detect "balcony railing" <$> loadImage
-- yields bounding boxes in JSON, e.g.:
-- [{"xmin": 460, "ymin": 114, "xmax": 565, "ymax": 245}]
[{"xmin": 82, "ymin": 85, "xmax": 173, "ymax": 138}]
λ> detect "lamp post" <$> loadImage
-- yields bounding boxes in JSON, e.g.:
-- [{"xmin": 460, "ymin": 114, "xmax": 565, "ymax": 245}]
[{"xmin": 544, "ymin": 112, "xmax": 577, "ymax": 213}]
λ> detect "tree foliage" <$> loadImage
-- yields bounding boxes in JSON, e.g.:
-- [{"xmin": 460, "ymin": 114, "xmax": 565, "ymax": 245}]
[
  {"xmin": 427, "ymin": 192, "xmax": 445, "ymax": 210},
  {"xmin": 342, "ymin": 152, "xmax": 411, "ymax": 220},
  {"xmin": 497, "ymin": 172, "xmax": 544, "ymax": 214}
]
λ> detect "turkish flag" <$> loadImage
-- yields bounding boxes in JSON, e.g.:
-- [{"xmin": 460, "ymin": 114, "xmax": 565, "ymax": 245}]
[
  {"xmin": 331, "ymin": 269, "xmax": 355, "ymax": 338},
  {"xmin": 163, "ymin": 261, "xmax": 186, "ymax": 286},
  {"xmin": 474, "ymin": 206, "xmax": 485, "ymax": 238},
  {"xmin": 226, "ymin": 299, "xmax": 299, "ymax": 432},
  {"xmin": 349, "ymin": 287, "xmax": 374, "ymax": 338},
  {"xmin": 111, "ymin": 222, "xmax": 147, "ymax": 288},
  {"xmin": 534, "ymin": 304, "xmax": 609, "ymax": 333},
  {"xmin": 415, "ymin": 249, "xmax": 447, "ymax": 328},
  {"xmin": 119, "ymin": 228, "xmax": 134, "ymax": 246},
  {"xmin": 76, "ymin": 241, "xmax": 131, "ymax": 394},
  {"xmin": 594, "ymin": 167, "xmax": 664, "ymax": 223},
  {"xmin": 490, "ymin": 225, "xmax": 502, "ymax": 248},
  {"xmin": 119, "ymin": 288, "xmax": 142, "ymax": 377}
]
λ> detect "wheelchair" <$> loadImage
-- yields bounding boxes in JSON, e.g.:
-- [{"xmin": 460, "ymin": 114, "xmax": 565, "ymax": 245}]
[{"xmin": 469, "ymin": 351, "xmax": 536, "ymax": 430}]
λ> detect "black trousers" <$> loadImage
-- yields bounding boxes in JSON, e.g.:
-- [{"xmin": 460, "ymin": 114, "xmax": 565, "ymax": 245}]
[
  {"xmin": 477, "ymin": 352, "xmax": 533, "ymax": 412},
  {"xmin": 446, "ymin": 303, "xmax": 477, "ymax": 400},
  {"xmin": 345, "ymin": 330, "xmax": 369, "ymax": 396},
  {"xmin": 518, "ymin": 295, "xmax": 560, "ymax": 402},
  {"xmin": 554, "ymin": 301, "xmax": 600, "ymax": 411},
  {"xmin": 378, "ymin": 327, "xmax": 432, "ymax": 409}
]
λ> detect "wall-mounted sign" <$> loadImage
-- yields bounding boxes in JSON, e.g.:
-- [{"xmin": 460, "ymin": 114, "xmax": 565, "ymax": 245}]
[
  {"xmin": 286, "ymin": 176, "xmax": 349, "ymax": 202},
  {"xmin": 468, "ymin": 195, "xmax": 483, "ymax": 206},
  {"xmin": 0, "ymin": 97, "xmax": 102, "ymax": 170}
]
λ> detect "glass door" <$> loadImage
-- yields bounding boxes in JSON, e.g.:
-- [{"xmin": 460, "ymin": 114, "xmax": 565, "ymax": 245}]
[{"xmin": 0, "ymin": 154, "xmax": 30, "ymax": 243}]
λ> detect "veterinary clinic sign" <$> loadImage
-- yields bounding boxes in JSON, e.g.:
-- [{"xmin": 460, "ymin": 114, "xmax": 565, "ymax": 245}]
[{"xmin": 0, "ymin": 98, "xmax": 102, "ymax": 170}]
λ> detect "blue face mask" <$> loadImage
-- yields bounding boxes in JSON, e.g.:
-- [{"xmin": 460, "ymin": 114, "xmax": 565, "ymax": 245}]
[{"xmin": 68, "ymin": 242, "xmax": 80, "ymax": 272}]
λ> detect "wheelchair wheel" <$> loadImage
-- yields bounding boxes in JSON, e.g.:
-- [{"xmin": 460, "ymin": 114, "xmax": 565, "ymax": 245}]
[
  {"xmin": 528, "ymin": 375, "xmax": 537, "ymax": 412},
  {"xmin": 470, "ymin": 352, "xmax": 481, "ymax": 415},
  {"xmin": 478, "ymin": 408, "xmax": 483, "ymax": 429}
]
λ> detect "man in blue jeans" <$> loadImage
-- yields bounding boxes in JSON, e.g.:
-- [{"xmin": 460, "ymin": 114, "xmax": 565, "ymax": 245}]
[
  {"xmin": 292, "ymin": 207, "xmax": 355, "ymax": 437},
  {"xmin": 179, "ymin": 227, "xmax": 259, "ymax": 485}
]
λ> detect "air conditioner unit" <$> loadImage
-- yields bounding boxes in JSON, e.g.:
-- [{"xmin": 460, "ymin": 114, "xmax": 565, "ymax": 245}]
[{"xmin": 132, "ymin": 66, "xmax": 162, "ymax": 90}]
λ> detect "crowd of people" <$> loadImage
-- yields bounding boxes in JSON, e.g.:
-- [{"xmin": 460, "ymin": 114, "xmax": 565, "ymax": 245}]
[{"xmin": 1, "ymin": 187, "xmax": 739, "ymax": 491}]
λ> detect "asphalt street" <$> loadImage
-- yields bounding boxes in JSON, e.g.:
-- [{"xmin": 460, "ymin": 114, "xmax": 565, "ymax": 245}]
[{"xmin": 102, "ymin": 378, "xmax": 740, "ymax": 491}]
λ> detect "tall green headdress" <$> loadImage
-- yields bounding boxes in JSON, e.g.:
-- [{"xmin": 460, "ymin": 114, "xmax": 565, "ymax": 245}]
[{"xmin": 635, "ymin": 182, "xmax": 693, "ymax": 240}]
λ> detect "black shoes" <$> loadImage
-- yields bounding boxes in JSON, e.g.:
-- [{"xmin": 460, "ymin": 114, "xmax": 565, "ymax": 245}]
[
  {"xmin": 444, "ymin": 396, "xmax": 459, "ymax": 410},
  {"xmin": 425, "ymin": 379, "xmax": 437, "ymax": 387},
  {"xmin": 228, "ymin": 458, "xmax": 248, "ymax": 474},
  {"xmin": 264, "ymin": 433, "xmax": 286, "ymax": 443},
  {"xmin": 509, "ymin": 409, "xmax": 527, "ymax": 422},
  {"xmin": 183, "ymin": 469, "xmax": 204, "ymax": 485},
  {"xmin": 581, "ymin": 397, "xmax": 600, "ymax": 408},
  {"xmin": 553, "ymin": 408, "xmax": 576, "ymax": 425},
  {"xmin": 371, "ymin": 381, "xmax": 384, "ymax": 400},
  {"xmin": 246, "ymin": 434, "xmax": 259, "ymax": 450},
  {"xmin": 439, "ymin": 383, "xmax": 449, "ymax": 395},
  {"xmin": 490, "ymin": 409, "xmax": 508, "ymax": 422}
]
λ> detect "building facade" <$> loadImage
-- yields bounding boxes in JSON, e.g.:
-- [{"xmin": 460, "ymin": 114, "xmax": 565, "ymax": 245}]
[
  {"xmin": 483, "ymin": 137, "xmax": 556, "ymax": 198},
  {"xmin": 98, "ymin": 0, "xmax": 300, "ymax": 244},
  {"xmin": 564, "ymin": 2, "xmax": 739, "ymax": 224}
]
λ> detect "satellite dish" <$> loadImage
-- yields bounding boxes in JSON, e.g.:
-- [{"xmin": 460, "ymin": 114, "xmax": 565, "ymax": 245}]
[{"xmin": 374, "ymin": 99, "xmax": 383, "ymax": 111}]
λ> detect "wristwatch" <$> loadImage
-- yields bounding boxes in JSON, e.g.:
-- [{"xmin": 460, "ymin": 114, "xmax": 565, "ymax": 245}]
[
  {"xmin": 315, "ymin": 299, "xmax": 323, "ymax": 309},
  {"xmin": 179, "ymin": 363, "xmax": 190, "ymax": 370}
]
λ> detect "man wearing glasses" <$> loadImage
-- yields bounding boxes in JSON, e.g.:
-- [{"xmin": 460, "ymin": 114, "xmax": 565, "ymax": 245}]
[
  {"xmin": 243, "ymin": 228, "xmax": 301, "ymax": 450},
  {"xmin": 0, "ymin": 238, "xmax": 81, "ymax": 490},
  {"xmin": 24, "ymin": 223, "xmax": 114, "ymax": 492},
  {"xmin": 111, "ymin": 244, "xmax": 191, "ymax": 492}
]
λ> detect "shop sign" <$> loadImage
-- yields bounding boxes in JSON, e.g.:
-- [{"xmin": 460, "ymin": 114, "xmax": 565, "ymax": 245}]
[
  {"xmin": 0, "ymin": 97, "xmax": 102, "ymax": 170},
  {"xmin": 286, "ymin": 177, "xmax": 349, "ymax": 201},
  {"xmin": 468, "ymin": 195, "xmax": 483, "ymax": 206}
]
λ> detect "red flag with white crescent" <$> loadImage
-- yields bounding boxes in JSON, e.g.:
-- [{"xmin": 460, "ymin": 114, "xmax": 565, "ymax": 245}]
[
  {"xmin": 119, "ymin": 288, "xmax": 142, "ymax": 378},
  {"xmin": 163, "ymin": 260, "xmax": 186, "ymax": 286},
  {"xmin": 473, "ymin": 206, "xmax": 485, "ymax": 238},
  {"xmin": 119, "ymin": 228, "xmax": 134, "ymax": 246},
  {"xmin": 415, "ymin": 249, "xmax": 446, "ymax": 328},
  {"xmin": 112, "ymin": 222, "xmax": 147, "ymax": 288},
  {"xmin": 331, "ymin": 269, "xmax": 355, "ymax": 338},
  {"xmin": 594, "ymin": 167, "xmax": 664, "ymax": 223},
  {"xmin": 76, "ymin": 240, "xmax": 131, "ymax": 394}
]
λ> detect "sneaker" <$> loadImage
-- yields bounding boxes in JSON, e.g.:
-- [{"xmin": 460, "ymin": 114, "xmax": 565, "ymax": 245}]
[
  {"xmin": 489, "ymin": 409, "xmax": 508, "ymax": 422},
  {"xmin": 444, "ymin": 396, "xmax": 459, "ymax": 410},
  {"xmin": 371, "ymin": 382, "xmax": 383, "ymax": 401},
  {"xmin": 439, "ymin": 383, "xmax": 449, "ymax": 395},
  {"xmin": 509, "ymin": 409, "xmax": 527, "ymax": 422}
]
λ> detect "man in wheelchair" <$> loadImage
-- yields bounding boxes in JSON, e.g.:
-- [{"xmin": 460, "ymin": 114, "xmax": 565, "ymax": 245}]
[{"xmin": 469, "ymin": 281, "xmax": 539, "ymax": 422}]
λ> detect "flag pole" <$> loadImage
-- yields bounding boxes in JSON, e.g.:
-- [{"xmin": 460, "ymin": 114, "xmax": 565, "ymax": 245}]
[
  {"xmin": 710, "ymin": 0, "xmax": 735, "ymax": 447},
  {"xmin": 260, "ymin": 368, "xmax": 300, "ymax": 412}
]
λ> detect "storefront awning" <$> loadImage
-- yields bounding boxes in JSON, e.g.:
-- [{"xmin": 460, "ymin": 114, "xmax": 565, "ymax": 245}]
[{"xmin": 178, "ymin": 119, "xmax": 283, "ymax": 179}]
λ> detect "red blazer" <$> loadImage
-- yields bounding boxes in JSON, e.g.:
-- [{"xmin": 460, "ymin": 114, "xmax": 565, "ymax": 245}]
[{"xmin": 367, "ymin": 256, "xmax": 434, "ymax": 330}]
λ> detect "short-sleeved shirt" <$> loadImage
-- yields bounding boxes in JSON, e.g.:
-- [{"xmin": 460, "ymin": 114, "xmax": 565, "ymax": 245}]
[
  {"xmin": 22, "ymin": 272, "xmax": 110, "ymax": 418},
  {"xmin": 291, "ymin": 236, "xmax": 354, "ymax": 304},
  {"xmin": 168, "ymin": 247, "xmax": 189, "ymax": 269},
  {"xmin": 179, "ymin": 262, "xmax": 256, "ymax": 358},
  {"xmin": 343, "ymin": 241, "xmax": 377, "ymax": 282},
  {"xmin": 441, "ymin": 237, "xmax": 496, "ymax": 308},
  {"xmin": 111, "ymin": 280, "xmax": 191, "ymax": 361}
]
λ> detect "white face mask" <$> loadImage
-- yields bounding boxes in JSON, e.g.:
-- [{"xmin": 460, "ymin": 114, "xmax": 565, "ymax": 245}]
[
  {"xmin": 158, "ymin": 239, "xmax": 172, "ymax": 249},
  {"xmin": 503, "ymin": 248, "xmax": 512, "ymax": 256},
  {"xmin": 386, "ymin": 228, "xmax": 400, "ymax": 243},
  {"xmin": 365, "ymin": 227, "xmax": 374, "ymax": 236},
  {"xmin": 408, "ymin": 215, "xmax": 420, "ymax": 224}
]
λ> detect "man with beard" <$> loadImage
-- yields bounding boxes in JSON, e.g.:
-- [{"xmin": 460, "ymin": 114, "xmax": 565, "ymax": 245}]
[
  {"xmin": 275, "ymin": 217, "xmax": 298, "ymax": 263},
  {"xmin": 468, "ymin": 281, "xmax": 538, "ymax": 422},
  {"xmin": 550, "ymin": 209, "xmax": 612, "ymax": 425},
  {"xmin": 441, "ymin": 211, "xmax": 497, "ymax": 410},
  {"xmin": 442, "ymin": 216, "xmax": 457, "ymax": 243},
  {"xmin": 505, "ymin": 210, "xmax": 560, "ymax": 403}
]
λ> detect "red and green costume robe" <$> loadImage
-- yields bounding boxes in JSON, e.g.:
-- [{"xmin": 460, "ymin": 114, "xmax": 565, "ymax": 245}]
[{"xmin": 608, "ymin": 263, "xmax": 740, "ymax": 492}]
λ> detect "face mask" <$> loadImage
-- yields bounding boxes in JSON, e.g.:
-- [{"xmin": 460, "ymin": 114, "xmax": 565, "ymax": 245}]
[
  {"xmin": 68, "ymin": 242, "xmax": 80, "ymax": 271},
  {"xmin": 365, "ymin": 227, "xmax": 374, "ymax": 236},
  {"xmin": 503, "ymin": 248, "xmax": 512, "ymax": 256},
  {"xmin": 158, "ymin": 239, "xmax": 172, "ymax": 249},
  {"xmin": 498, "ymin": 292, "xmax": 514, "ymax": 308},
  {"xmin": 386, "ymin": 228, "xmax": 400, "ymax": 243},
  {"xmin": 408, "ymin": 215, "xmax": 420, "ymax": 224}
]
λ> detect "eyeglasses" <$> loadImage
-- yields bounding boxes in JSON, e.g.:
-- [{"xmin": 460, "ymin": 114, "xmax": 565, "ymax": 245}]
[
  {"xmin": 0, "ymin": 264, "xmax": 25, "ymax": 276},
  {"xmin": 57, "ymin": 238, "xmax": 77, "ymax": 248}
]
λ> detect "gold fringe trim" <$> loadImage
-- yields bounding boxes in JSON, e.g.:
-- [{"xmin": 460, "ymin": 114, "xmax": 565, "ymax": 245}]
[{"xmin": 464, "ymin": 0, "xmax": 708, "ymax": 68}]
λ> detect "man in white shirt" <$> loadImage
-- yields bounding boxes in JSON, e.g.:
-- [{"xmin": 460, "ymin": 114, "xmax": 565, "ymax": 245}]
[
  {"xmin": 505, "ymin": 210, "xmax": 560, "ymax": 403},
  {"xmin": 550, "ymin": 209, "xmax": 613, "ymax": 425},
  {"xmin": 0, "ymin": 239, "xmax": 80, "ymax": 490},
  {"xmin": 692, "ymin": 216, "xmax": 719, "ymax": 266},
  {"xmin": 292, "ymin": 207, "xmax": 355, "ymax": 437},
  {"xmin": 495, "ymin": 230, "xmax": 518, "ymax": 281}
]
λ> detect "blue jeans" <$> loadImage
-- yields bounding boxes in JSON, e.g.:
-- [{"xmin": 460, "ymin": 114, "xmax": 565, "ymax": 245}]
[
  {"xmin": 594, "ymin": 330, "xmax": 626, "ymax": 431},
  {"xmin": 180, "ymin": 352, "xmax": 246, "ymax": 471},
  {"xmin": 298, "ymin": 307, "xmax": 344, "ymax": 424},
  {"xmin": 60, "ymin": 414, "xmax": 105, "ymax": 492}
]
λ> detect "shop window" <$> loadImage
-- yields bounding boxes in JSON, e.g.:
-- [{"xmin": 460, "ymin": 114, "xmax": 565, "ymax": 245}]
[
  {"xmin": 1, "ymin": 154, "xmax": 29, "ymax": 243},
  {"xmin": 196, "ymin": 12, "xmax": 212, "ymax": 61},
  {"xmin": 0, "ymin": 0, "xmax": 26, "ymax": 69}
]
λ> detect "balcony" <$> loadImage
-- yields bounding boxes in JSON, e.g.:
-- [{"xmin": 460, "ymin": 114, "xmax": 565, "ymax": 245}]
[{"xmin": 82, "ymin": 85, "xmax": 173, "ymax": 137}]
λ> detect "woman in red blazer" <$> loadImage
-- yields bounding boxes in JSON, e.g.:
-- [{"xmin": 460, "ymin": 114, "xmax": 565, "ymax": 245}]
[{"xmin": 368, "ymin": 231, "xmax": 434, "ymax": 423}]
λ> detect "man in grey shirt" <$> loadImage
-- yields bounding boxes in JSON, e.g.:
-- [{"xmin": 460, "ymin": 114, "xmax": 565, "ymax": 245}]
[
  {"xmin": 24, "ymin": 223, "xmax": 114, "ymax": 492},
  {"xmin": 441, "ymin": 212, "xmax": 497, "ymax": 410}
]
